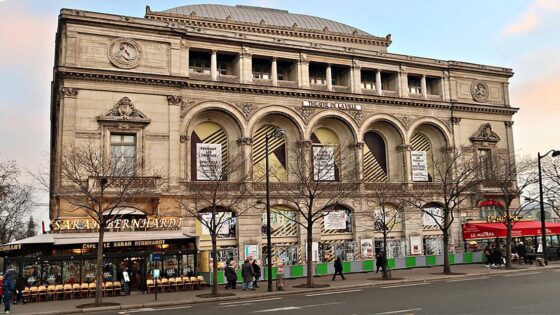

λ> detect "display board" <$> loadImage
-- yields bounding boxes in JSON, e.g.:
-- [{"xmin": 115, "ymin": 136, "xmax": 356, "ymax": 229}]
[
  {"xmin": 411, "ymin": 150, "xmax": 429, "ymax": 182},
  {"xmin": 196, "ymin": 143, "xmax": 222, "ymax": 180}
]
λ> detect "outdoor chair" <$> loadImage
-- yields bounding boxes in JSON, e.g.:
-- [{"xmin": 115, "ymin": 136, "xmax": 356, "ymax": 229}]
[
  {"xmin": 190, "ymin": 277, "xmax": 200, "ymax": 290},
  {"xmin": 146, "ymin": 279, "xmax": 155, "ymax": 293},
  {"xmin": 113, "ymin": 281, "xmax": 121, "ymax": 296},
  {"xmin": 160, "ymin": 278, "xmax": 169, "ymax": 292},
  {"xmin": 105, "ymin": 281, "xmax": 114, "ymax": 297},
  {"xmin": 88, "ymin": 283, "xmax": 96, "ymax": 298},
  {"xmin": 156, "ymin": 279, "xmax": 162, "ymax": 292},
  {"xmin": 37, "ymin": 285, "xmax": 47, "ymax": 302},
  {"xmin": 72, "ymin": 283, "xmax": 81, "ymax": 299},
  {"xmin": 29, "ymin": 286, "xmax": 38, "ymax": 302},
  {"xmin": 47, "ymin": 285, "xmax": 56, "ymax": 301},
  {"xmin": 197, "ymin": 276, "xmax": 207, "ymax": 287},
  {"xmin": 63, "ymin": 284, "xmax": 73, "ymax": 299},
  {"xmin": 168, "ymin": 277, "xmax": 176, "ymax": 291},
  {"xmin": 22, "ymin": 287, "xmax": 31, "ymax": 302},
  {"xmin": 80, "ymin": 283, "xmax": 89, "ymax": 298},
  {"xmin": 182, "ymin": 277, "xmax": 192, "ymax": 290},
  {"xmin": 174, "ymin": 277, "xmax": 183, "ymax": 291},
  {"xmin": 55, "ymin": 284, "xmax": 64, "ymax": 300}
]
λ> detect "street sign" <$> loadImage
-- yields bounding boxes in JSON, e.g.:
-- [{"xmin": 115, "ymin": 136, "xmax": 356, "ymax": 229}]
[
  {"xmin": 152, "ymin": 253, "xmax": 163, "ymax": 262},
  {"xmin": 153, "ymin": 269, "xmax": 160, "ymax": 278}
]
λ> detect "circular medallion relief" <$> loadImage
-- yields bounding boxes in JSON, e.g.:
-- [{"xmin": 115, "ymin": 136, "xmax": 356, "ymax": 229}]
[
  {"xmin": 108, "ymin": 38, "xmax": 142, "ymax": 69},
  {"xmin": 470, "ymin": 80, "xmax": 489, "ymax": 103}
]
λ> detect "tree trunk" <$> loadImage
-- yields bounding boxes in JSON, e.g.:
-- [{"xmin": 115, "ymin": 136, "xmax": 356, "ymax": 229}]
[
  {"xmin": 382, "ymin": 230, "xmax": 390, "ymax": 279},
  {"xmin": 505, "ymin": 219, "xmax": 512, "ymax": 269},
  {"xmin": 442, "ymin": 230, "xmax": 451, "ymax": 274},
  {"xmin": 211, "ymin": 235, "xmax": 218, "ymax": 296},
  {"xmin": 95, "ymin": 227, "xmax": 105, "ymax": 306},
  {"xmin": 306, "ymin": 221, "xmax": 314, "ymax": 287}
]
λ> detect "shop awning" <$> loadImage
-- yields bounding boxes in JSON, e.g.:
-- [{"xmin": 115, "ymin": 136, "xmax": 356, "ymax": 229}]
[
  {"xmin": 102, "ymin": 207, "xmax": 146, "ymax": 216},
  {"xmin": 478, "ymin": 200, "xmax": 504, "ymax": 207},
  {"xmin": 462, "ymin": 221, "xmax": 560, "ymax": 240}
]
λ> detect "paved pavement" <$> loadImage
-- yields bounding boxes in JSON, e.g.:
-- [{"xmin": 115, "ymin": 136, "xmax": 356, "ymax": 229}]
[{"xmin": 8, "ymin": 262, "xmax": 560, "ymax": 315}]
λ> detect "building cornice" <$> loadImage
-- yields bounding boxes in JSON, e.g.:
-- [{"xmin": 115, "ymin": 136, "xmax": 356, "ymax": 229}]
[{"xmin": 58, "ymin": 67, "xmax": 518, "ymax": 116}]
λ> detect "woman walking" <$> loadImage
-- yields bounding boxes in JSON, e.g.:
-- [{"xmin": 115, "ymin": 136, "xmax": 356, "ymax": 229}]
[
  {"xmin": 241, "ymin": 259, "xmax": 254, "ymax": 290},
  {"xmin": 332, "ymin": 257, "xmax": 345, "ymax": 281}
]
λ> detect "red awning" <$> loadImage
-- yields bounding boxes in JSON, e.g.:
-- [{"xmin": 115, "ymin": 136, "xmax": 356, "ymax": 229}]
[
  {"xmin": 478, "ymin": 200, "xmax": 504, "ymax": 207},
  {"xmin": 462, "ymin": 221, "xmax": 560, "ymax": 240}
]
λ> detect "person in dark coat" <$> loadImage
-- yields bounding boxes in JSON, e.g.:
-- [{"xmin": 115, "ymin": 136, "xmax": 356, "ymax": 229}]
[
  {"xmin": 252, "ymin": 260, "xmax": 261, "ymax": 288},
  {"xmin": 13, "ymin": 275, "xmax": 26, "ymax": 305},
  {"xmin": 332, "ymin": 257, "xmax": 345, "ymax": 281},
  {"xmin": 241, "ymin": 259, "xmax": 254, "ymax": 290},
  {"xmin": 375, "ymin": 252, "xmax": 385, "ymax": 273},
  {"xmin": 224, "ymin": 263, "xmax": 237, "ymax": 289},
  {"xmin": 515, "ymin": 242, "xmax": 527, "ymax": 264},
  {"xmin": 3, "ymin": 271, "xmax": 15, "ymax": 314}
]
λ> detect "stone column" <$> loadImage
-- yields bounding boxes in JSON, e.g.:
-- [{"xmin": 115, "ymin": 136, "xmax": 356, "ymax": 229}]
[
  {"xmin": 351, "ymin": 60, "xmax": 361, "ymax": 94},
  {"xmin": 398, "ymin": 66, "xmax": 407, "ymax": 98},
  {"xmin": 398, "ymin": 144, "xmax": 413, "ymax": 183},
  {"xmin": 375, "ymin": 69, "xmax": 382, "ymax": 95},
  {"xmin": 271, "ymin": 57, "xmax": 278, "ymax": 86},
  {"xmin": 421, "ymin": 75, "xmax": 428, "ymax": 99},
  {"xmin": 298, "ymin": 53, "xmax": 310, "ymax": 88},
  {"xmin": 210, "ymin": 50, "xmax": 217, "ymax": 81},
  {"xmin": 326, "ymin": 64, "xmax": 332, "ymax": 91},
  {"xmin": 181, "ymin": 40, "xmax": 189, "ymax": 77},
  {"xmin": 240, "ymin": 47, "xmax": 253, "ymax": 84}
]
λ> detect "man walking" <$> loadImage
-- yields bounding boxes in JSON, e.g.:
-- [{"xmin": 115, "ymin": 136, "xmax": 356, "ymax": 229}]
[
  {"xmin": 332, "ymin": 257, "xmax": 345, "ymax": 281},
  {"xmin": 241, "ymin": 259, "xmax": 254, "ymax": 290},
  {"xmin": 252, "ymin": 260, "xmax": 261, "ymax": 288},
  {"xmin": 224, "ymin": 262, "xmax": 237, "ymax": 290},
  {"xmin": 2, "ymin": 271, "xmax": 15, "ymax": 314}
]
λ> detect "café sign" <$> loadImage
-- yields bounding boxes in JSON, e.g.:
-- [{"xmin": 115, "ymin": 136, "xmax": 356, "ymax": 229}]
[
  {"xmin": 52, "ymin": 217, "xmax": 184, "ymax": 231},
  {"xmin": 303, "ymin": 100, "xmax": 361, "ymax": 111}
]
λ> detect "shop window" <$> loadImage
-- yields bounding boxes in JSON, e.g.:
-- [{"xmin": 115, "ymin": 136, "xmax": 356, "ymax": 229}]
[
  {"xmin": 211, "ymin": 248, "xmax": 239, "ymax": 270},
  {"xmin": 163, "ymin": 255, "xmax": 179, "ymax": 278},
  {"xmin": 423, "ymin": 236, "xmax": 444, "ymax": 255},
  {"xmin": 191, "ymin": 122, "xmax": 228, "ymax": 181},
  {"xmin": 82, "ymin": 260, "xmax": 97, "ymax": 283},
  {"xmin": 266, "ymin": 243, "xmax": 300, "ymax": 265},
  {"xmin": 408, "ymin": 75, "xmax": 422, "ymax": 94},
  {"xmin": 23, "ymin": 263, "xmax": 41, "ymax": 286},
  {"xmin": 110, "ymin": 134, "xmax": 136, "ymax": 176},
  {"xmin": 319, "ymin": 241, "xmax": 356, "ymax": 262},
  {"xmin": 363, "ymin": 131, "xmax": 388, "ymax": 182},
  {"xmin": 375, "ymin": 239, "xmax": 406, "ymax": 258}
]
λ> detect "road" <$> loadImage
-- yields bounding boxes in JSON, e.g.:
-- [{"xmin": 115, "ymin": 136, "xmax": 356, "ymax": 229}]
[{"xmin": 98, "ymin": 269, "xmax": 560, "ymax": 315}]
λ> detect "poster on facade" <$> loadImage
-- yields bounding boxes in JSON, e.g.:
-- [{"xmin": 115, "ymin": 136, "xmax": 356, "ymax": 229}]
[
  {"xmin": 410, "ymin": 235, "xmax": 422, "ymax": 255},
  {"xmin": 196, "ymin": 143, "xmax": 222, "ymax": 180},
  {"xmin": 411, "ymin": 151, "xmax": 429, "ymax": 182},
  {"xmin": 423, "ymin": 206, "xmax": 443, "ymax": 228},
  {"xmin": 360, "ymin": 239, "xmax": 373, "ymax": 258},
  {"xmin": 244, "ymin": 244, "xmax": 259, "ymax": 260},
  {"xmin": 313, "ymin": 146, "xmax": 336, "ymax": 181},
  {"xmin": 307, "ymin": 242, "xmax": 319, "ymax": 262},
  {"xmin": 324, "ymin": 210, "xmax": 347, "ymax": 230},
  {"xmin": 200, "ymin": 212, "xmax": 231, "ymax": 235}
]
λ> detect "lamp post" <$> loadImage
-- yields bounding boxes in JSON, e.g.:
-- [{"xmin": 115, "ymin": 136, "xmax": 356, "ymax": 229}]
[
  {"xmin": 537, "ymin": 149, "xmax": 560, "ymax": 265},
  {"xmin": 265, "ymin": 128, "xmax": 285, "ymax": 292}
]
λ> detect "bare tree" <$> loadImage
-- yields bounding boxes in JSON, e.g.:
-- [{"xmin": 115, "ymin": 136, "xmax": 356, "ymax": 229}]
[
  {"xmin": 38, "ymin": 142, "xmax": 161, "ymax": 306},
  {"xmin": 268, "ymin": 142, "xmax": 359, "ymax": 287},
  {"xmin": 362, "ymin": 183, "xmax": 406, "ymax": 279},
  {"xmin": 0, "ymin": 160, "xmax": 34, "ymax": 243},
  {"xmin": 538, "ymin": 157, "xmax": 560, "ymax": 217},
  {"xmin": 175, "ymin": 149, "xmax": 252, "ymax": 296},
  {"xmin": 401, "ymin": 147, "xmax": 482, "ymax": 274},
  {"xmin": 486, "ymin": 153, "xmax": 537, "ymax": 268}
]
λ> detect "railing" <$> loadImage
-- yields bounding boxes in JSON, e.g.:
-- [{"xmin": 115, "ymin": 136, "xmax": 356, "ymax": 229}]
[
  {"xmin": 361, "ymin": 88, "xmax": 379, "ymax": 96},
  {"xmin": 278, "ymin": 80, "xmax": 297, "ymax": 88},
  {"xmin": 332, "ymin": 85, "xmax": 351, "ymax": 93},
  {"xmin": 253, "ymin": 78, "xmax": 273, "ymax": 86},
  {"xmin": 381, "ymin": 90, "xmax": 398, "ymax": 97},
  {"xmin": 88, "ymin": 176, "xmax": 161, "ymax": 192},
  {"xmin": 310, "ymin": 83, "xmax": 329, "ymax": 91},
  {"xmin": 188, "ymin": 72, "xmax": 212, "ymax": 81},
  {"xmin": 217, "ymin": 74, "xmax": 240, "ymax": 83},
  {"xmin": 184, "ymin": 181, "xmax": 245, "ymax": 192}
]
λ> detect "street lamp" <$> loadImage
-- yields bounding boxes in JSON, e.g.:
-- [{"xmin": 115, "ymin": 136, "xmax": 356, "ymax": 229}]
[
  {"xmin": 265, "ymin": 128, "xmax": 285, "ymax": 292},
  {"xmin": 537, "ymin": 149, "xmax": 560, "ymax": 265}
]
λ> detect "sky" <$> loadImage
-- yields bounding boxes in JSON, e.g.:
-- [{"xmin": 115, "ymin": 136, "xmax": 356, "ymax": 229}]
[{"xmin": 0, "ymin": 0, "xmax": 559, "ymax": 224}]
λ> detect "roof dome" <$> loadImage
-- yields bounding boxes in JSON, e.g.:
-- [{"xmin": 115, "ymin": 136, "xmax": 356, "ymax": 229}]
[{"xmin": 161, "ymin": 4, "xmax": 371, "ymax": 36}]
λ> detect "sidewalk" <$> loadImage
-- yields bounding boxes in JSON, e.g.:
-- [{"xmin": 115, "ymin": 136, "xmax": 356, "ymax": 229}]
[{"xmin": 12, "ymin": 262, "xmax": 560, "ymax": 315}]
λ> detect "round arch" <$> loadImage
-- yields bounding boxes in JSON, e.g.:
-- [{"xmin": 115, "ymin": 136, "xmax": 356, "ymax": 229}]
[
  {"xmin": 359, "ymin": 114, "xmax": 406, "ymax": 141},
  {"xmin": 181, "ymin": 100, "xmax": 247, "ymax": 137},
  {"xmin": 306, "ymin": 111, "xmax": 359, "ymax": 143},
  {"xmin": 248, "ymin": 106, "xmax": 305, "ymax": 138},
  {"xmin": 406, "ymin": 117, "xmax": 451, "ymax": 146}
]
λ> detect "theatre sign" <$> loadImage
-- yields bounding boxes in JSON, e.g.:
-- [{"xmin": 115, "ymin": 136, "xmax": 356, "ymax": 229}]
[{"xmin": 51, "ymin": 216, "xmax": 184, "ymax": 231}]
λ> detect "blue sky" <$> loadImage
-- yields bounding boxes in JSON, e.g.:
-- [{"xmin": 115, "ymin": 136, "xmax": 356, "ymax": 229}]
[{"xmin": 1, "ymin": 0, "xmax": 559, "ymax": 223}]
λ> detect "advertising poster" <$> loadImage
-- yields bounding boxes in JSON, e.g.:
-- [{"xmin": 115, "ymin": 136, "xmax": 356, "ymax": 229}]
[
  {"xmin": 411, "ymin": 151, "xmax": 429, "ymax": 182},
  {"xmin": 324, "ymin": 211, "xmax": 347, "ymax": 230},
  {"xmin": 313, "ymin": 146, "xmax": 336, "ymax": 180},
  {"xmin": 410, "ymin": 235, "xmax": 422, "ymax": 255},
  {"xmin": 423, "ymin": 206, "xmax": 443, "ymax": 227},
  {"xmin": 196, "ymin": 143, "xmax": 222, "ymax": 180},
  {"xmin": 361, "ymin": 239, "xmax": 373, "ymax": 258},
  {"xmin": 201, "ymin": 212, "xmax": 231, "ymax": 235},
  {"xmin": 245, "ymin": 244, "xmax": 259, "ymax": 260}
]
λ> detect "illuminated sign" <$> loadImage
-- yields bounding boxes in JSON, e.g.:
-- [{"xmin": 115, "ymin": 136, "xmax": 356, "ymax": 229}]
[{"xmin": 52, "ymin": 217, "xmax": 184, "ymax": 231}]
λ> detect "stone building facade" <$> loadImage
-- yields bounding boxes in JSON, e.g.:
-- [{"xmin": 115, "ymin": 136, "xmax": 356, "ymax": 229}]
[{"xmin": 50, "ymin": 4, "xmax": 517, "ymax": 268}]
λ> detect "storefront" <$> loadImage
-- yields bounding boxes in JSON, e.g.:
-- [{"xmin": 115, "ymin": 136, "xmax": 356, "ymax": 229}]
[{"xmin": 0, "ymin": 230, "xmax": 197, "ymax": 292}]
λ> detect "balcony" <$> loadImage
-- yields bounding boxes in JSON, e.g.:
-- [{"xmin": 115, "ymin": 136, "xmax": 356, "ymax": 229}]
[{"xmin": 87, "ymin": 176, "xmax": 161, "ymax": 195}]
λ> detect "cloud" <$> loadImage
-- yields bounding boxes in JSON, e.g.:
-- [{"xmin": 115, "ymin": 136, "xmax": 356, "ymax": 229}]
[{"xmin": 503, "ymin": 0, "xmax": 560, "ymax": 35}]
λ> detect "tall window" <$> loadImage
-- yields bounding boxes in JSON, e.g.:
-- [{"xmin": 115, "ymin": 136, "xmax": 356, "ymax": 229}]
[
  {"xmin": 478, "ymin": 149, "xmax": 493, "ymax": 179},
  {"xmin": 408, "ymin": 76, "xmax": 422, "ymax": 94},
  {"xmin": 252, "ymin": 62, "xmax": 270, "ymax": 79},
  {"xmin": 110, "ymin": 134, "xmax": 136, "ymax": 176},
  {"xmin": 361, "ymin": 71, "xmax": 375, "ymax": 90},
  {"xmin": 218, "ymin": 61, "xmax": 228, "ymax": 75}
]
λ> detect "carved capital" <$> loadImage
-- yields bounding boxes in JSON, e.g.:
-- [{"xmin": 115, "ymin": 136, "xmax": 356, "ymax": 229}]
[
  {"xmin": 60, "ymin": 87, "xmax": 79, "ymax": 98},
  {"xmin": 236, "ymin": 137, "xmax": 253, "ymax": 146},
  {"xmin": 241, "ymin": 46, "xmax": 252, "ymax": 58},
  {"xmin": 299, "ymin": 53, "xmax": 309, "ymax": 65},
  {"xmin": 451, "ymin": 117, "xmax": 462, "ymax": 125},
  {"xmin": 180, "ymin": 135, "xmax": 190, "ymax": 143},
  {"xmin": 504, "ymin": 121, "xmax": 514, "ymax": 128},
  {"xmin": 351, "ymin": 59, "xmax": 361, "ymax": 70},
  {"xmin": 167, "ymin": 95, "xmax": 183, "ymax": 106},
  {"xmin": 397, "ymin": 144, "xmax": 413, "ymax": 152},
  {"xmin": 349, "ymin": 142, "xmax": 364, "ymax": 149}
]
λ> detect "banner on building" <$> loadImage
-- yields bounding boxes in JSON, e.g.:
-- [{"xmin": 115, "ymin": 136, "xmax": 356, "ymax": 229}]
[
  {"xmin": 313, "ymin": 146, "xmax": 336, "ymax": 181},
  {"xmin": 324, "ymin": 210, "xmax": 348, "ymax": 230},
  {"xmin": 411, "ymin": 151, "xmax": 429, "ymax": 182},
  {"xmin": 196, "ymin": 143, "xmax": 222, "ymax": 180},
  {"xmin": 423, "ymin": 206, "xmax": 443, "ymax": 227},
  {"xmin": 410, "ymin": 235, "xmax": 422, "ymax": 255},
  {"xmin": 200, "ymin": 212, "xmax": 231, "ymax": 235},
  {"xmin": 360, "ymin": 239, "xmax": 373, "ymax": 258}
]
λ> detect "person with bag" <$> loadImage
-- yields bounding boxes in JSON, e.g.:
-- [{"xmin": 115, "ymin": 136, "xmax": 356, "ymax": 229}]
[
  {"xmin": 2, "ymin": 271, "xmax": 15, "ymax": 314},
  {"xmin": 332, "ymin": 257, "xmax": 345, "ymax": 281},
  {"xmin": 224, "ymin": 262, "xmax": 237, "ymax": 290},
  {"xmin": 252, "ymin": 260, "xmax": 261, "ymax": 288},
  {"xmin": 241, "ymin": 259, "xmax": 254, "ymax": 290}
]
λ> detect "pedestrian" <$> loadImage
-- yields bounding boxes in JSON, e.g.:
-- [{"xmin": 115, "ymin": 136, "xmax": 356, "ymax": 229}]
[
  {"xmin": 186, "ymin": 266, "xmax": 194, "ymax": 278},
  {"xmin": 0, "ymin": 274, "xmax": 3, "ymax": 306},
  {"xmin": 332, "ymin": 256, "xmax": 345, "ymax": 281},
  {"xmin": 13, "ymin": 275, "xmax": 26, "ymax": 305},
  {"xmin": 490, "ymin": 245, "xmax": 502, "ymax": 267},
  {"xmin": 224, "ymin": 263, "xmax": 237, "ymax": 290},
  {"xmin": 2, "ymin": 271, "xmax": 15, "ymax": 314},
  {"xmin": 483, "ymin": 245, "xmax": 492, "ymax": 267},
  {"xmin": 252, "ymin": 260, "xmax": 261, "ymax": 288},
  {"xmin": 515, "ymin": 242, "xmax": 526, "ymax": 264},
  {"xmin": 241, "ymin": 259, "xmax": 254, "ymax": 290},
  {"xmin": 375, "ymin": 252, "xmax": 386, "ymax": 273}
]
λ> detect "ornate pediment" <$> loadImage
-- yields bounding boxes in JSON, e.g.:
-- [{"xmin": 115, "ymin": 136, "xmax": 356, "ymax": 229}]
[
  {"xmin": 470, "ymin": 123, "xmax": 500, "ymax": 143},
  {"xmin": 97, "ymin": 97, "xmax": 150, "ymax": 125}
]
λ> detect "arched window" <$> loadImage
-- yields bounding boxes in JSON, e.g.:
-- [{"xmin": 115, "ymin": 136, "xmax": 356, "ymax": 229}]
[
  {"xmin": 197, "ymin": 208, "xmax": 237, "ymax": 239},
  {"xmin": 363, "ymin": 131, "xmax": 388, "ymax": 182},
  {"xmin": 422, "ymin": 203, "xmax": 443, "ymax": 230},
  {"xmin": 253, "ymin": 124, "xmax": 287, "ymax": 181},
  {"xmin": 311, "ymin": 127, "xmax": 340, "ymax": 181},
  {"xmin": 191, "ymin": 122, "xmax": 228, "ymax": 181},
  {"xmin": 374, "ymin": 204, "xmax": 402, "ymax": 232},
  {"xmin": 261, "ymin": 206, "xmax": 298, "ymax": 237},
  {"xmin": 322, "ymin": 205, "xmax": 352, "ymax": 234},
  {"xmin": 411, "ymin": 132, "xmax": 433, "ymax": 182}
]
